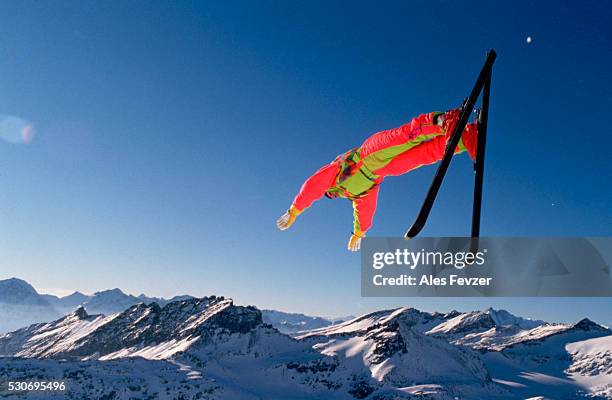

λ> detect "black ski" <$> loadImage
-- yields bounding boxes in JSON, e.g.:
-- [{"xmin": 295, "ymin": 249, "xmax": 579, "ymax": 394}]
[
  {"xmin": 405, "ymin": 49, "xmax": 496, "ymax": 239},
  {"xmin": 471, "ymin": 73, "xmax": 491, "ymax": 238}
]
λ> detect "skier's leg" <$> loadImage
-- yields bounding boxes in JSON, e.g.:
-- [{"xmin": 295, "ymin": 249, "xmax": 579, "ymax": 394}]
[
  {"xmin": 461, "ymin": 122, "xmax": 478, "ymax": 160},
  {"xmin": 374, "ymin": 124, "xmax": 478, "ymax": 177},
  {"xmin": 374, "ymin": 135, "xmax": 449, "ymax": 176}
]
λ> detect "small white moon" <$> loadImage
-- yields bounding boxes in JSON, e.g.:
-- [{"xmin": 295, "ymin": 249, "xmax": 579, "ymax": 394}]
[{"xmin": 526, "ymin": 36, "xmax": 533, "ymax": 44}]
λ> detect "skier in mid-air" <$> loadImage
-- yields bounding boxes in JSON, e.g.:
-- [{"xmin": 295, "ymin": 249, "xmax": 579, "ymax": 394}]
[{"xmin": 276, "ymin": 109, "xmax": 479, "ymax": 251}]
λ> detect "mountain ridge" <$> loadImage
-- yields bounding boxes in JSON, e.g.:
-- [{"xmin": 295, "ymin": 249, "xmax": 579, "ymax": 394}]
[
  {"xmin": 2, "ymin": 278, "xmax": 611, "ymax": 399},
  {"xmin": 0, "ymin": 277, "xmax": 195, "ymax": 333}
]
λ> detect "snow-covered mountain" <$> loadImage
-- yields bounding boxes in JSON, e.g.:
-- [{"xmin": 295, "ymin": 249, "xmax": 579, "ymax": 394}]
[
  {"xmin": 79, "ymin": 289, "xmax": 196, "ymax": 316},
  {"xmin": 402, "ymin": 305, "xmax": 612, "ymax": 398},
  {"xmin": 452, "ymin": 317, "xmax": 609, "ymax": 352},
  {"xmin": 0, "ymin": 277, "xmax": 350, "ymax": 336},
  {"xmin": 0, "ymin": 299, "xmax": 506, "ymax": 399},
  {"xmin": 80, "ymin": 288, "xmax": 146, "ymax": 316},
  {"xmin": 0, "ymin": 277, "xmax": 194, "ymax": 333},
  {"xmin": 0, "ymin": 296, "xmax": 257, "ymax": 360},
  {"xmin": 41, "ymin": 291, "xmax": 90, "ymax": 310},
  {"xmin": 261, "ymin": 309, "xmax": 352, "ymax": 335},
  {"xmin": 297, "ymin": 307, "xmax": 504, "ymax": 398},
  {"xmin": 0, "ymin": 278, "xmax": 62, "ymax": 333},
  {"xmin": 6, "ymin": 301, "xmax": 609, "ymax": 399},
  {"xmin": 426, "ymin": 307, "xmax": 545, "ymax": 339},
  {"xmin": 0, "ymin": 278, "xmax": 49, "ymax": 306},
  {"xmin": 2, "ymin": 278, "xmax": 611, "ymax": 399},
  {"xmin": 479, "ymin": 318, "xmax": 611, "ymax": 399},
  {"xmin": 567, "ymin": 335, "xmax": 612, "ymax": 398}
]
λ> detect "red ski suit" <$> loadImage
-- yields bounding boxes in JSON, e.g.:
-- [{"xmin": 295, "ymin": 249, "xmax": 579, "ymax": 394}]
[{"xmin": 292, "ymin": 112, "xmax": 478, "ymax": 234}]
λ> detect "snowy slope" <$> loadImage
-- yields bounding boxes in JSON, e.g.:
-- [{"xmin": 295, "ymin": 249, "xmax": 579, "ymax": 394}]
[
  {"xmin": 427, "ymin": 308, "xmax": 545, "ymax": 339},
  {"xmin": 451, "ymin": 318, "xmax": 610, "ymax": 352},
  {"xmin": 0, "ymin": 307, "xmax": 117, "ymax": 358},
  {"xmin": 0, "ymin": 358, "xmax": 223, "ymax": 400},
  {"xmin": 480, "ymin": 319, "xmax": 611, "ymax": 399},
  {"xmin": 566, "ymin": 335, "xmax": 612, "ymax": 398},
  {"xmin": 300, "ymin": 307, "xmax": 612, "ymax": 399},
  {"xmin": 300, "ymin": 307, "xmax": 453, "ymax": 339},
  {"xmin": 0, "ymin": 301, "xmax": 510, "ymax": 399},
  {"xmin": 2, "ymin": 283, "xmax": 611, "ymax": 399},
  {"xmin": 298, "ymin": 307, "xmax": 505, "ymax": 398},
  {"xmin": 0, "ymin": 296, "xmax": 257, "ymax": 360}
]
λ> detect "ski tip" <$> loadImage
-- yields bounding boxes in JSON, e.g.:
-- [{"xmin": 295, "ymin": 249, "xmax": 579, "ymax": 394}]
[{"xmin": 486, "ymin": 49, "xmax": 497, "ymax": 62}]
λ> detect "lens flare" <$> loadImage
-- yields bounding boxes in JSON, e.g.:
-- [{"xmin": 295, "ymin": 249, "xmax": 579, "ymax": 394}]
[
  {"xmin": 22, "ymin": 123, "xmax": 35, "ymax": 143},
  {"xmin": 0, "ymin": 115, "xmax": 35, "ymax": 144}
]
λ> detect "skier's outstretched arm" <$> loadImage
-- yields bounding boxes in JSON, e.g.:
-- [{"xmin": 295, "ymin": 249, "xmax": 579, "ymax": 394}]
[
  {"xmin": 277, "ymin": 160, "xmax": 340, "ymax": 231},
  {"xmin": 348, "ymin": 185, "xmax": 380, "ymax": 251}
]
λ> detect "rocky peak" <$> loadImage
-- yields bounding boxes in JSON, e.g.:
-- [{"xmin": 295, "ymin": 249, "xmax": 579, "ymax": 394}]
[
  {"xmin": 485, "ymin": 308, "xmax": 545, "ymax": 329},
  {"xmin": 71, "ymin": 306, "xmax": 89, "ymax": 320},
  {"xmin": 2, "ymin": 295, "xmax": 265, "ymax": 360},
  {"xmin": 572, "ymin": 318, "xmax": 610, "ymax": 332}
]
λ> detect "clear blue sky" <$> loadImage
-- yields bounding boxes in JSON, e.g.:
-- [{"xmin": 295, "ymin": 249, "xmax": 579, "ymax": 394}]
[{"xmin": 1, "ymin": 1, "xmax": 611, "ymax": 325}]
